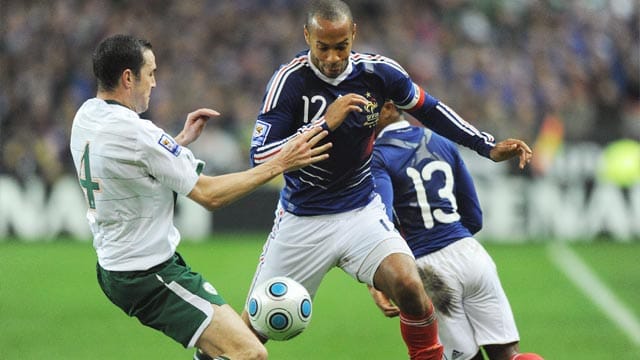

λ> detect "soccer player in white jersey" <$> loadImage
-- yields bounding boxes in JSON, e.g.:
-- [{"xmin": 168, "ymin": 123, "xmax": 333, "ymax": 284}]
[
  {"xmin": 69, "ymin": 34, "xmax": 362, "ymax": 360},
  {"xmin": 368, "ymin": 101, "xmax": 544, "ymax": 360},
  {"xmin": 242, "ymin": 1, "xmax": 532, "ymax": 359}
]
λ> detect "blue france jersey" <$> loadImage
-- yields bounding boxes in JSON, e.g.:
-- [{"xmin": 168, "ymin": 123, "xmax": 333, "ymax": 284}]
[
  {"xmin": 372, "ymin": 121, "xmax": 483, "ymax": 257},
  {"xmin": 251, "ymin": 50, "xmax": 495, "ymax": 216}
]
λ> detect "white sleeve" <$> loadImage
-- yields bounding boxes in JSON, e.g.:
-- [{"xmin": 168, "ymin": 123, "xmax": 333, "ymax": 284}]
[{"xmin": 137, "ymin": 121, "xmax": 201, "ymax": 196}]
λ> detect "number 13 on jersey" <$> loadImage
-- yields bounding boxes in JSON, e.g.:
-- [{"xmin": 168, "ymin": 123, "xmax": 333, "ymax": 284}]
[{"xmin": 406, "ymin": 161, "xmax": 460, "ymax": 229}]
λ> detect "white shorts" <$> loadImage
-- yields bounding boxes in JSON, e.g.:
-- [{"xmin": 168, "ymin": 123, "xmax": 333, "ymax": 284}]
[
  {"xmin": 416, "ymin": 237, "xmax": 520, "ymax": 360},
  {"xmin": 247, "ymin": 195, "xmax": 413, "ymax": 300}
]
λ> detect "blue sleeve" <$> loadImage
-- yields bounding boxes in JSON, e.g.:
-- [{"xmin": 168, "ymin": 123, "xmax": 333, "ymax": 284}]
[
  {"xmin": 410, "ymin": 98, "xmax": 495, "ymax": 159},
  {"xmin": 384, "ymin": 68, "xmax": 496, "ymax": 159},
  {"xmin": 249, "ymin": 64, "xmax": 330, "ymax": 167},
  {"xmin": 371, "ymin": 149, "xmax": 395, "ymax": 221},
  {"xmin": 450, "ymin": 144, "xmax": 483, "ymax": 234}
]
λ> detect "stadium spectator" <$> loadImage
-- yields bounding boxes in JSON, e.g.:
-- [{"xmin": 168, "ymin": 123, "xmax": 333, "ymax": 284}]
[
  {"xmin": 240, "ymin": 1, "xmax": 530, "ymax": 359},
  {"xmin": 69, "ymin": 34, "xmax": 337, "ymax": 360},
  {"xmin": 368, "ymin": 101, "xmax": 543, "ymax": 360}
]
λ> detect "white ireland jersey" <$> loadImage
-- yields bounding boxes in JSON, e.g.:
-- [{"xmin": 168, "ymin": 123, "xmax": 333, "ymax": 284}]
[{"xmin": 70, "ymin": 98, "xmax": 201, "ymax": 271}]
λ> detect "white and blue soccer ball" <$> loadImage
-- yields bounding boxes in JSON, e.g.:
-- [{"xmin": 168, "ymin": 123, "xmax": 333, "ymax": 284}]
[{"xmin": 247, "ymin": 276, "xmax": 312, "ymax": 341}]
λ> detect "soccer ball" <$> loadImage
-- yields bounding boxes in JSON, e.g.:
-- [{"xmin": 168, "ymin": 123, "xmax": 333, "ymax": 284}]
[{"xmin": 247, "ymin": 276, "xmax": 312, "ymax": 341}]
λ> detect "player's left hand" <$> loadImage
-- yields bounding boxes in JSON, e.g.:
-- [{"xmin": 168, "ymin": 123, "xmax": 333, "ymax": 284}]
[
  {"xmin": 176, "ymin": 108, "xmax": 221, "ymax": 146},
  {"xmin": 489, "ymin": 138, "xmax": 533, "ymax": 169},
  {"xmin": 367, "ymin": 285, "xmax": 400, "ymax": 318}
]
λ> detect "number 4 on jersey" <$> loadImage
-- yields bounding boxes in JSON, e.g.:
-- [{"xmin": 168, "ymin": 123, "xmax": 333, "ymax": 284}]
[{"xmin": 79, "ymin": 142, "xmax": 101, "ymax": 209}]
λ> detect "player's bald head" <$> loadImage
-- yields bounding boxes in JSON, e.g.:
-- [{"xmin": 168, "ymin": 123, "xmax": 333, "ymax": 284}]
[{"xmin": 305, "ymin": 0, "xmax": 354, "ymax": 30}]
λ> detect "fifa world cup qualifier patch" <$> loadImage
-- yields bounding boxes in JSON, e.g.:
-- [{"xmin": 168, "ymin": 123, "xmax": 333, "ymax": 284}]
[
  {"xmin": 251, "ymin": 120, "xmax": 272, "ymax": 147},
  {"xmin": 158, "ymin": 134, "xmax": 182, "ymax": 156}
]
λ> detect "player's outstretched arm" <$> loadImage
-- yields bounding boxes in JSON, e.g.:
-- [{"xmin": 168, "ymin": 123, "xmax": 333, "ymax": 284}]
[
  {"xmin": 174, "ymin": 108, "xmax": 221, "ymax": 146},
  {"xmin": 489, "ymin": 138, "xmax": 533, "ymax": 169},
  {"xmin": 188, "ymin": 127, "xmax": 331, "ymax": 210}
]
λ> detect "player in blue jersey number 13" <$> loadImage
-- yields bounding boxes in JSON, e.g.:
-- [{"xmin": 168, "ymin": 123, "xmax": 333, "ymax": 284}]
[
  {"xmin": 241, "ymin": 1, "xmax": 532, "ymax": 359},
  {"xmin": 368, "ymin": 101, "xmax": 544, "ymax": 360}
]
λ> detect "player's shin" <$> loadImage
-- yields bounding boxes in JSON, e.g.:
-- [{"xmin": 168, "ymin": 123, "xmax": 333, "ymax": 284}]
[{"xmin": 399, "ymin": 302, "xmax": 443, "ymax": 360}]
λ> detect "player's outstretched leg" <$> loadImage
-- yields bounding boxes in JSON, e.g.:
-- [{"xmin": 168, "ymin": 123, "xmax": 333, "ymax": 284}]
[{"xmin": 374, "ymin": 253, "xmax": 443, "ymax": 360}]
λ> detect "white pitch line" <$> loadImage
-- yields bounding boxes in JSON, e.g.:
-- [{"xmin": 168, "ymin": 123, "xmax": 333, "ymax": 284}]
[{"xmin": 548, "ymin": 242, "xmax": 640, "ymax": 347}]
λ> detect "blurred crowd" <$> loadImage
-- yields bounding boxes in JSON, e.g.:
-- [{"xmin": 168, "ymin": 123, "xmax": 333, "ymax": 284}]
[{"xmin": 1, "ymin": 0, "xmax": 638, "ymax": 185}]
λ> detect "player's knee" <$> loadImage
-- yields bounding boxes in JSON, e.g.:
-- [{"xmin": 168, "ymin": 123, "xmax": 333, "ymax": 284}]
[
  {"xmin": 243, "ymin": 344, "xmax": 268, "ymax": 360},
  {"xmin": 392, "ymin": 273, "xmax": 430, "ymax": 315}
]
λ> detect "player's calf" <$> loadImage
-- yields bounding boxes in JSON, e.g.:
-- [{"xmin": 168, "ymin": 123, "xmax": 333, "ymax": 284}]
[{"xmin": 511, "ymin": 353, "xmax": 544, "ymax": 360}]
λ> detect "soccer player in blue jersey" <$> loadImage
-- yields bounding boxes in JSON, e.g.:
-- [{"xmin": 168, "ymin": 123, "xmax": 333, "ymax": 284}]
[
  {"xmin": 368, "ymin": 101, "xmax": 543, "ymax": 360},
  {"xmin": 242, "ymin": 1, "xmax": 531, "ymax": 359}
]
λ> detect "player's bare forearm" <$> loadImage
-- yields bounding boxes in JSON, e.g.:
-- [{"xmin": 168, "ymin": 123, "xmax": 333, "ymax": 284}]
[
  {"xmin": 489, "ymin": 138, "xmax": 533, "ymax": 169},
  {"xmin": 188, "ymin": 127, "xmax": 330, "ymax": 210}
]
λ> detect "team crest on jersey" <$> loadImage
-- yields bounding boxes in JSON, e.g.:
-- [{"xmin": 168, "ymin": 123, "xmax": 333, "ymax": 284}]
[
  {"xmin": 251, "ymin": 120, "xmax": 271, "ymax": 146},
  {"xmin": 158, "ymin": 134, "xmax": 182, "ymax": 156},
  {"xmin": 203, "ymin": 282, "xmax": 218, "ymax": 295},
  {"xmin": 363, "ymin": 92, "xmax": 380, "ymax": 128}
]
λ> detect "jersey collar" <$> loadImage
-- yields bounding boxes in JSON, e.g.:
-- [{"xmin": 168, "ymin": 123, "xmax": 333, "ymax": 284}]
[
  {"xmin": 377, "ymin": 120, "xmax": 411, "ymax": 139},
  {"xmin": 307, "ymin": 50, "xmax": 353, "ymax": 86},
  {"xmin": 103, "ymin": 99, "xmax": 130, "ymax": 109}
]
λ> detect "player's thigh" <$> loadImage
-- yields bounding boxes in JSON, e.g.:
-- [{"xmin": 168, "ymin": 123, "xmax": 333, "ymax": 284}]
[
  {"xmin": 415, "ymin": 246, "xmax": 481, "ymax": 359},
  {"xmin": 454, "ymin": 238, "xmax": 520, "ymax": 346},
  {"xmin": 98, "ymin": 253, "xmax": 227, "ymax": 348},
  {"xmin": 197, "ymin": 304, "xmax": 266, "ymax": 358},
  {"xmin": 436, "ymin": 310, "xmax": 482, "ymax": 360},
  {"xmin": 338, "ymin": 195, "xmax": 413, "ymax": 286}
]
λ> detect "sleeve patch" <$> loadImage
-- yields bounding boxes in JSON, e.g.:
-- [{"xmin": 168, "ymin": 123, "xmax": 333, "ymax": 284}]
[
  {"xmin": 158, "ymin": 134, "xmax": 182, "ymax": 156},
  {"xmin": 251, "ymin": 120, "xmax": 272, "ymax": 147}
]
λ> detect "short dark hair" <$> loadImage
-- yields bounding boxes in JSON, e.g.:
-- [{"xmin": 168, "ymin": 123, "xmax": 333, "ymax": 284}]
[
  {"xmin": 92, "ymin": 34, "xmax": 152, "ymax": 92},
  {"xmin": 305, "ymin": 0, "xmax": 353, "ymax": 29}
]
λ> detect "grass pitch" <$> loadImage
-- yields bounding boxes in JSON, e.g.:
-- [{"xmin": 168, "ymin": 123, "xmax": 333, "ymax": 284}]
[{"xmin": 0, "ymin": 234, "xmax": 639, "ymax": 359}]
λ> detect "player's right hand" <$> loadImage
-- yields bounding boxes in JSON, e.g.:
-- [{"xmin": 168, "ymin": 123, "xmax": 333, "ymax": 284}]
[
  {"xmin": 278, "ymin": 126, "xmax": 332, "ymax": 172},
  {"xmin": 489, "ymin": 138, "xmax": 533, "ymax": 169},
  {"xmin": 324, "ymin": 93, "xmax": 369, "ymax": 130}
]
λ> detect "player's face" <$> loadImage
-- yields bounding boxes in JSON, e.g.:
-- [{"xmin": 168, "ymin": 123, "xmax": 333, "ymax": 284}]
[
  {"xmin": 131, "ymin": 49, "xmax": 156, "ymax": 114},
  {"xmin": 305, "ymin": 16, "xmax": 355, "ymax": 78}
]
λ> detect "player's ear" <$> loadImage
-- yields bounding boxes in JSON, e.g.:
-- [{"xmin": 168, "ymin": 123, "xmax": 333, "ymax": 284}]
[
  {"xmin": 352, "ymin": 22, "xmax": 357, "ymax": 41},
  {"xmin": 304, "ymin": 25, "xmax": 311, "ymax": 45},
  {"xmin": 121, "ymin": 69, "xmax": 134, "ymax": 89}
]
